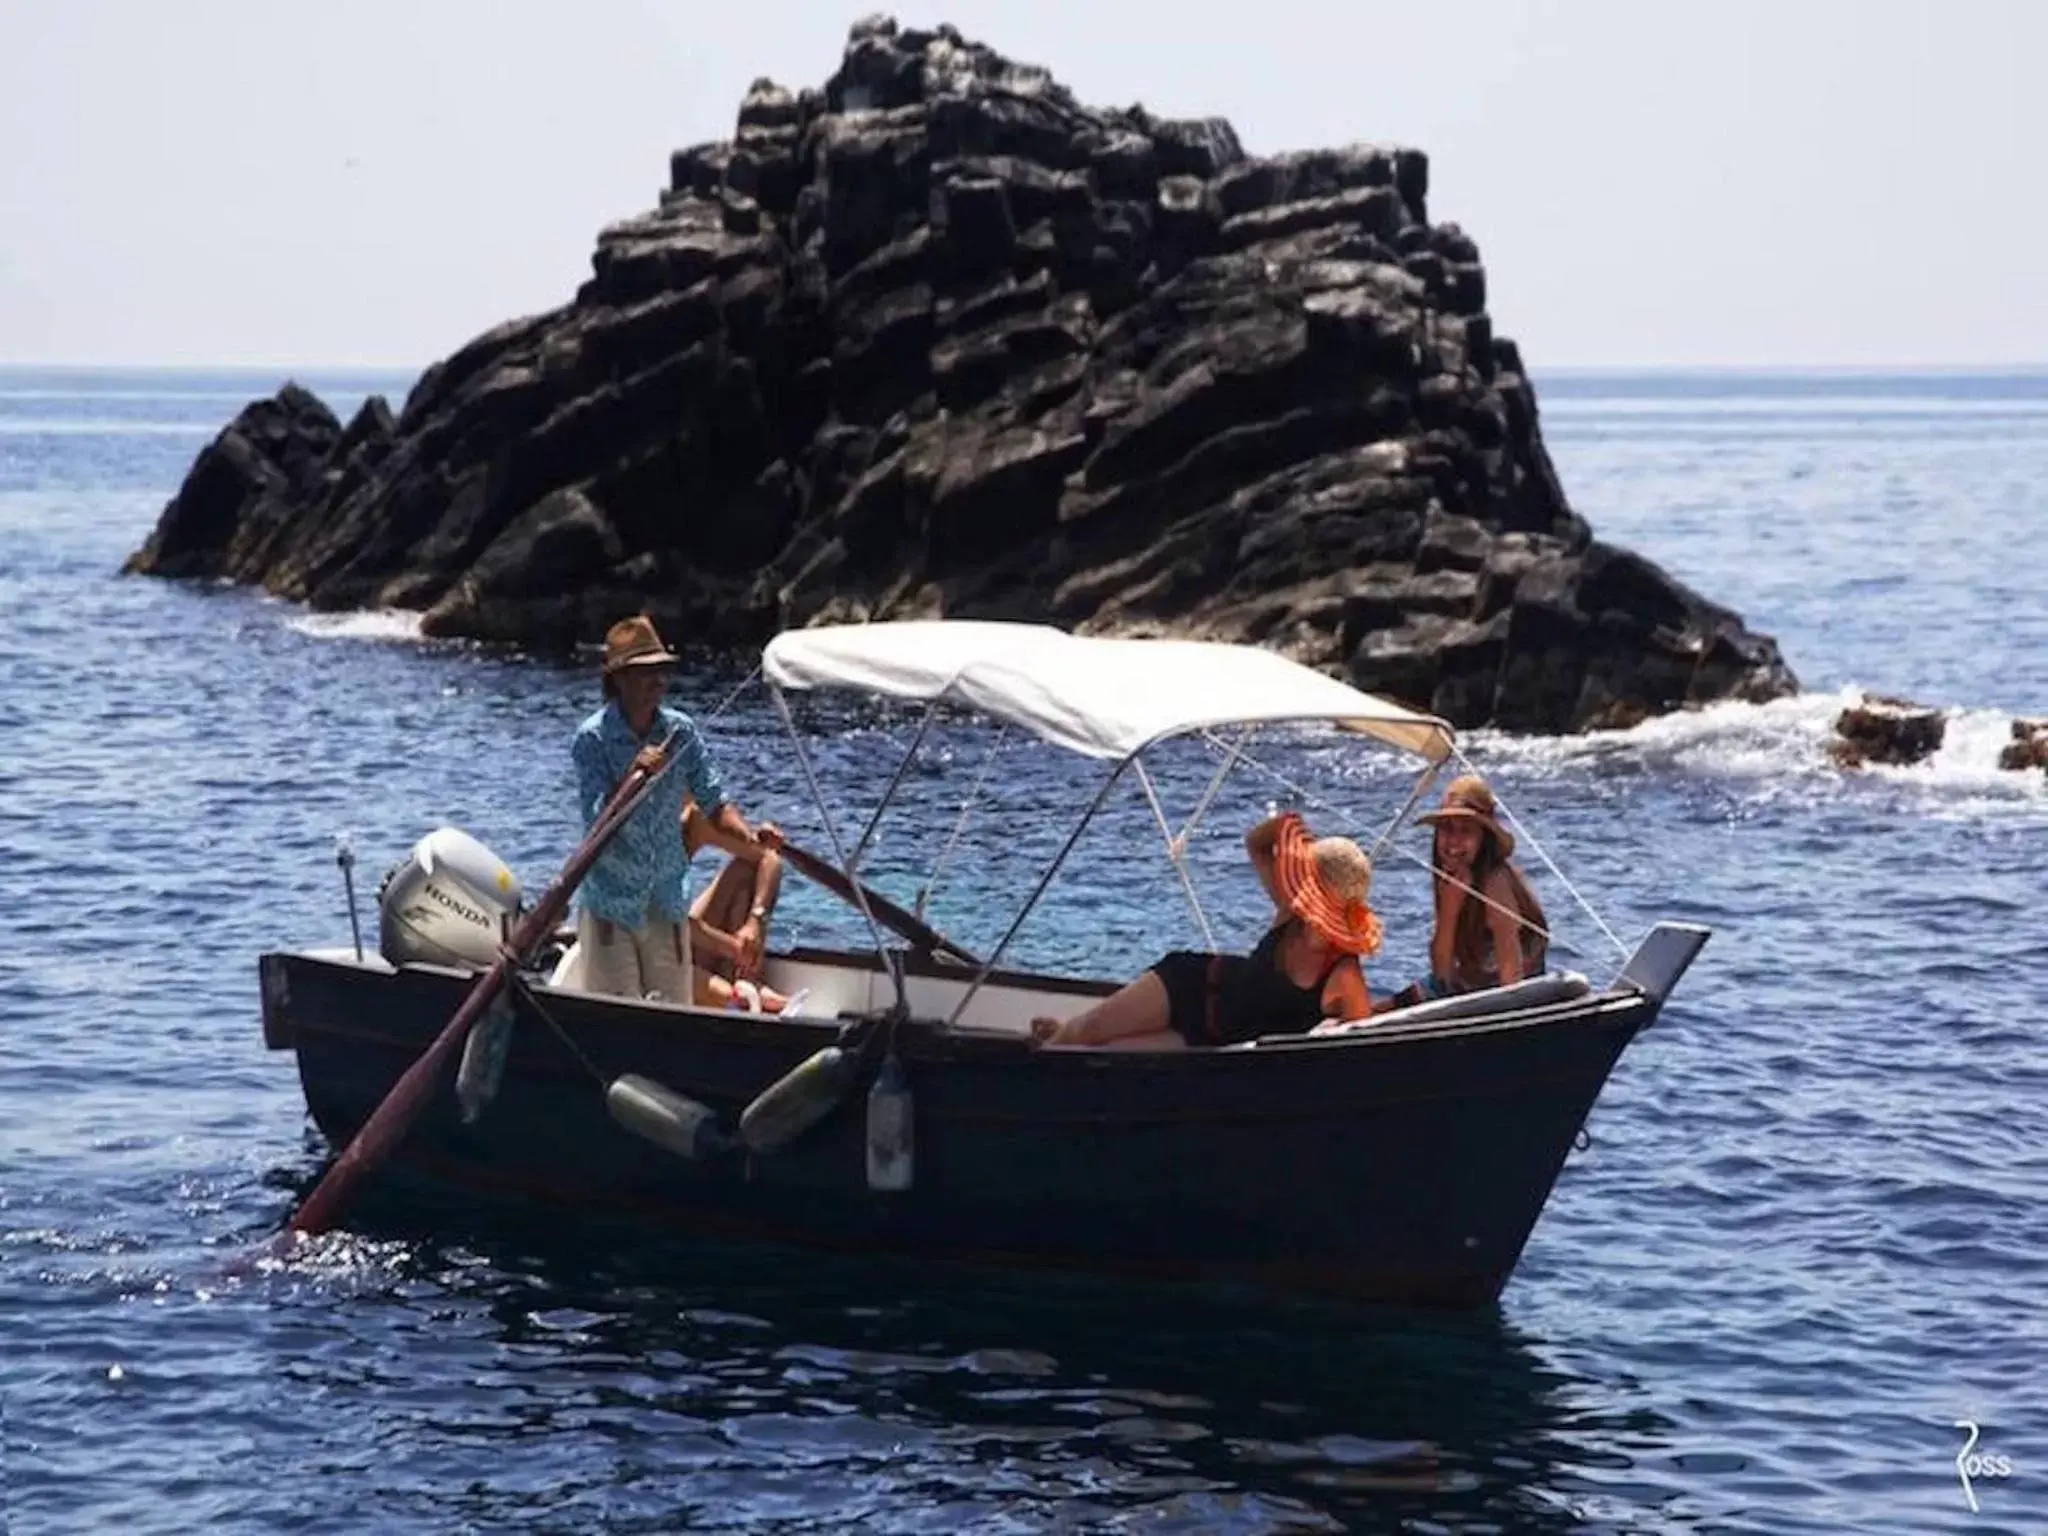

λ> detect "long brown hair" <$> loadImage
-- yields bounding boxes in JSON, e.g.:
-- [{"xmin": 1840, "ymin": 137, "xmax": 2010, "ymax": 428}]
[{"xmin": 1436, "ymin": 825, "xmax": 1548, "ymax": 986}]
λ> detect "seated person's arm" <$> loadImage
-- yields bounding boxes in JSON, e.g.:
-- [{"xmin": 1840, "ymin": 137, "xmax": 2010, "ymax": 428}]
[
  {"xmin": 1322, "ymin": 957, "xmax": 1372, "ymax": 1024},
  {"xmin": 689, "ymin": 798, "xmax": 774, "ymax": 861},
  {"xmin": 1484, "ymin": 870, "xmax": 1528, "ymax": 985},
  {"xmin": 1430, "ymin": 878, "xmax": 1464, "ymax": 985},
  {"xmin": 673, "ymin": 722, "xmax": 771, "ymax": 858},
  {"xmin": 1244, "ymin": 812, "xmax": 1289, "ymax": 909}
]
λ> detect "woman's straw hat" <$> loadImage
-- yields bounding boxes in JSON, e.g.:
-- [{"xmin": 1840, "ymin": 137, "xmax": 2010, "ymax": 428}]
[
  {"xmin": 602, "ymin": 614, "xmax": 680, "ymax": 674},
  {"xmin": 1417, "ymin": 774, "xmax": 1515, "ymax": 858},
  {"xmin": 1273, "ymin": 813, "xmax": 1383, "ymax": 956}
]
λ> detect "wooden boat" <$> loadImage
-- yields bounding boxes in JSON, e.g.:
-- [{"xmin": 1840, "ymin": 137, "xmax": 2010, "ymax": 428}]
[{"xmin": 262, "ymin": 622, "xmax": 1706, "ymax": 1308}]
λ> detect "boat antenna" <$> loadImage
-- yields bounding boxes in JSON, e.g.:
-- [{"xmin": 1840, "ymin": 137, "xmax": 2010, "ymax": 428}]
[{"xmin": 334, "ymin": 831, "xmax": 364, "ymax": 962}]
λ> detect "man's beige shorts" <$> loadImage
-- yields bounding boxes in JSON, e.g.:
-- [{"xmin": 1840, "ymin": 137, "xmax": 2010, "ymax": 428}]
[{"xmin": 577, "ymin": 907, "xmax": 691, "ymax": 1003}]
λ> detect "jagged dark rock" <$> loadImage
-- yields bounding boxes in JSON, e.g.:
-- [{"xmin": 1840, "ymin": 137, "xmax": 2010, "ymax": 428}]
[
  {"xmin": 124, "ymin": 15, "xmax": 1798, "ymax": 733},
  {"xmin": 1830, "ymin": 696, "xmax": 1947, "ymax": 768},
  {"xmin": 1999, "ymin": 718, "xmax": 2047, "ymax": 774}
]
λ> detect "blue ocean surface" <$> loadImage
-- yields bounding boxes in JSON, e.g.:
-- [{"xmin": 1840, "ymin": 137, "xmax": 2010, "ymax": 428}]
[{"xmin": 1, "ymin": 365, "xmax": 2043, "ymax": 1533}]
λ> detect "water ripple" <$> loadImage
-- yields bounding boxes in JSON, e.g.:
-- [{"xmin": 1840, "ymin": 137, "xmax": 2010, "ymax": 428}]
[{"xmin": 4, "ymin": 368, "xmax": 2045, "ymax": 1532}]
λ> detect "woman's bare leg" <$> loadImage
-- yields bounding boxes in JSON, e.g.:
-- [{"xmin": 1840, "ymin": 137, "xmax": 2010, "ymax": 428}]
[
  {"xmin": 1035, "ymin": 972, "xmax": 1180, "ymax": 1047},
  {"xmin": 692, "ymin": 857, "xmax": 754, "ymax": 940}
]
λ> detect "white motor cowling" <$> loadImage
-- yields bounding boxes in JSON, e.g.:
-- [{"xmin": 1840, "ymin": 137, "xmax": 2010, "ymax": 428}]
[{"xmin": 378, "ymin": 827, "xmax": 524, "ymax": 969}]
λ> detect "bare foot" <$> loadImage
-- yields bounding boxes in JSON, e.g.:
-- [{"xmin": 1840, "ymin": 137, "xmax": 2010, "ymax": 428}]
[{"xmin": 1029, "ymin": 1017, "xmax": 1063, "ymax": 1046}]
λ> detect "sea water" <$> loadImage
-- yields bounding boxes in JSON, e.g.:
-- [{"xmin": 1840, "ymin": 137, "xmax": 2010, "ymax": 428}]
[{"xmin": 1, "ymin": 367, "xmax": 2043, "ymax": 1532}]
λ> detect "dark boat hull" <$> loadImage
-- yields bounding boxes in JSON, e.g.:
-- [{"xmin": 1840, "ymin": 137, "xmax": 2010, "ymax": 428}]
[{"xmin": 262, "ymin": 950, "xmax": 1658, "ymax": 1308}]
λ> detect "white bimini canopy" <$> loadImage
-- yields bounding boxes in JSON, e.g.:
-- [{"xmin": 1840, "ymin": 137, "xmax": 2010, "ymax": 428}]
[{"xmin": 763, "ymin": 621, "xmax": 1453, "ymax": 763}]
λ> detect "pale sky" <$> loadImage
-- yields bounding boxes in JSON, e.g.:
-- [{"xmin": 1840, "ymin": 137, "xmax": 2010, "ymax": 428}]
[{"xmin": 2, "ymin": 0, "xmax": 2044, "ymax": 370}]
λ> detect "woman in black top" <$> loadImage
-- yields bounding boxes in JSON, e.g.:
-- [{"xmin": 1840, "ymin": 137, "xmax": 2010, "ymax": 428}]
[{"xmin": 1032, "ymin": 812, "xmax": 1380, "ymax": 1049}]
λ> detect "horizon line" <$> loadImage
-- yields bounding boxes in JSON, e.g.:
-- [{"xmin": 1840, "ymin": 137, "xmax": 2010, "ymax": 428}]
[{"xmin": 5, "ymin": 358, "xmax": 2048, "ymax": 379}]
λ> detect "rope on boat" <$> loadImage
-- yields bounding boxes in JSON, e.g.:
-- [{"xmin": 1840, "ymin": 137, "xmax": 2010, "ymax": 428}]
[
  {"xmin": 1451, "ymin": 747, "xmax": 1630, "ymax": 962},
  {"xmin": 705, "ymin": 664, "xmax": 762, "ymax": 723},
  {"xmin": 503, "ymin": 965, "xmax": 610, "ymax": 1091}
]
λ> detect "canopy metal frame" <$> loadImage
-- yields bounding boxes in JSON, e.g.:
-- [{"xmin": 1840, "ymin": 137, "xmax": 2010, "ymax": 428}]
[
  {"xmin": 756, "ymin": 620, "xmax": 1628, "ymax": 1026},
  {"xmin": 764, "ymin": 684, "xmax": 1450, "ymax": 1026}
]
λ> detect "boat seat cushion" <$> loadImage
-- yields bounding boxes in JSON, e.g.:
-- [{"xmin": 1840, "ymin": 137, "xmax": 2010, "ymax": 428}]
[{"xmin": 1312, "ymin": 971, "xmax": 1592, "ymax": 1035}]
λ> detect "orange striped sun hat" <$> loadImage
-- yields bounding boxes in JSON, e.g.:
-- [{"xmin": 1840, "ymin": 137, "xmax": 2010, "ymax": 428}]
[{"xmin": 1273, "ymin": 813, "xmax": 1383, "ymax": 956}]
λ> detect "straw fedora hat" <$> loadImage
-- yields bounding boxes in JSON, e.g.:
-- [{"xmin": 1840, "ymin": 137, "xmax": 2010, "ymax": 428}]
[
  {"xmin": 602, "ymin": 614, "xmax": 680, "ymax": 674},
  {"xmin": 1417, "ymin": 774, "xmax": 1515, "ymax": 858},
  {"xmin": 1273, "ymin": 813, "xmax": 1383, "ymax": 956}
]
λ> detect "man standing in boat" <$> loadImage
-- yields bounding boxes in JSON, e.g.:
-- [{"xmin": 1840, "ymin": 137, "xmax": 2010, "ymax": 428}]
[{"xmin": 571, "ymin": 614, "xmax": 787, "ymax": 1009}]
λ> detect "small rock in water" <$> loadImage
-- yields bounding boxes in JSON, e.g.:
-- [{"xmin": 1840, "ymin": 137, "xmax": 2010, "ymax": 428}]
[
  {"xmin": 1829, "ymin": 695, "xmax": 1946, "ymax": 768},
  {"xmin": 1997, "ymin": 717, "xmax": 2048, "ymax": 773}
]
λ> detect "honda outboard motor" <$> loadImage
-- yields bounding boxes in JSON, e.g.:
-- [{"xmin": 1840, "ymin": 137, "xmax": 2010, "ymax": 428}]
[{"xmin": 378, "ymin": 827, "xmax": 523, "ymax": 969}]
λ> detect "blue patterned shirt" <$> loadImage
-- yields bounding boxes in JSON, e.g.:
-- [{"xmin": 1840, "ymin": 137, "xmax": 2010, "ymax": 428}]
[{"xmin": 571, "ymin": 701, "xmax": 726, "ymax": 927}]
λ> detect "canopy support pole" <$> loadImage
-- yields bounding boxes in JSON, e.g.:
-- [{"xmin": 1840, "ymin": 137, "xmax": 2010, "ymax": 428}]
[
  {"xmin": 1134, "ymin": 759, "xmax": 1216, "ymax": 951},
  {"xmin": 917, "ymin": 723, "xmax": 1008, "ymax": 921},
  {"xmin": 946, "ymin": 759, "xmax": 1130, "ymax": 1027},
  {"xmin": 1177, "ymin": 728, "xmax": 1250, "ymax": 859},
  {"xmin": 771, "ymin": 683, "xmax": 907, "ymax": 1010},
  {"xmin": 846, "ymin": 698, "xmax": 938, "ymax": 879},
  {"xmin": 1368, "ymin": 759, "xmax": 1444, "ymax": 860}
]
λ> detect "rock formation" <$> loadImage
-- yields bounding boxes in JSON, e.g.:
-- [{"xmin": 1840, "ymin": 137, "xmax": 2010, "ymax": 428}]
[
  {"xmin": 1999, "ymin": 718, "xmax": 2048, "ymax": 774},
  {"xmin": 126, "ymin": 15, "xmax": 1797, "ymax": 733},
  {"xmin": 1829, "ymin": 696, "xmax": 1947, "ymax": 768}
]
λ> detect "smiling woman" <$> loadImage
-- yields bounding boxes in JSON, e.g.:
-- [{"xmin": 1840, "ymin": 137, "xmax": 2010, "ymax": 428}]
[{"xmin": 1379, "ymin": 774, "xmax": 1549, "ymax": 1012}]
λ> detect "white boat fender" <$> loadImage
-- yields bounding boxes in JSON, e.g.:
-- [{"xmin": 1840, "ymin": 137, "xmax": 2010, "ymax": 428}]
[
  {"xmin": 864, "ymin": 1051, "xmax": 914, "ymax": 1193},
  {"xmin": 455, "ymin": 993, "xmax": 516, "ymax": 1125},
  {"xmin": 606, "ymin": 1074, "xmax": 729, "ymax": 1160},
  {"xmin": 737, "ymin": 1019, "xmax": 876, "ymax": 1156}
]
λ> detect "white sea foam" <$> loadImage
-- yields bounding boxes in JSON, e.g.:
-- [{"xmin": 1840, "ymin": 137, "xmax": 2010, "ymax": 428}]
[
  {"xmin": 1471, "ymin": 689, "xmax": 1846, "ymax": 782},
  {"xmin": 1894, "ymin": 705, "xmax": 2048, "ymax": 820},
  {"xmin": 1469, "ymin": 687, "xmax": 2046, "ymax": 813},
  {"xmin": 284, "ymin": 608, "xmax": 426, "ymax": 644}
]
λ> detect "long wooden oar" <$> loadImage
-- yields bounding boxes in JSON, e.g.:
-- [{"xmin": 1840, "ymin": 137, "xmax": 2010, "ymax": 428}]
[
  {"xmin": 288, "ymin": 739, "xmax": 678, "ymax": 1237},
  {"xmin": 779, "ymin": 838, "xmax": 981, "ymax": 968}
]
